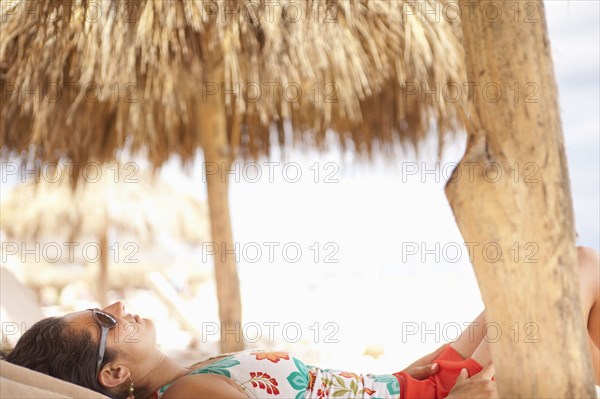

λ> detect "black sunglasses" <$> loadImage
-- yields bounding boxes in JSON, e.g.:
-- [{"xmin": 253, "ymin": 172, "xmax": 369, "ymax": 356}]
[{"xmin": 88, "ymin": 309, "xmax": 118, "ymax": 376}]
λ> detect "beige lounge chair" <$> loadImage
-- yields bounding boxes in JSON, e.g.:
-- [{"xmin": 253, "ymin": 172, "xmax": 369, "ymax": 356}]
[
  {"xmin": 1, "ymin": 360, "xmax": 106, "ymax": 398},
  {"xmin": 0, "ymin": 267, "xmax": 108, "ymax": 398},
  {"xmin": 0, "ymin": 267, "xmax": 44, "ymax": 350}
]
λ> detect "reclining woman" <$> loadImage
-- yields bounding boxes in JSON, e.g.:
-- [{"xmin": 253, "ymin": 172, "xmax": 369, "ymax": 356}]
[{"xmin": 4, "ymin": 247, "xmax": 599, "ymax": 399}]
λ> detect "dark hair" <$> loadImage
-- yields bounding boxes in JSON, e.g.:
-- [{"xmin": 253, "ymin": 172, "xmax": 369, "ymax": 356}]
[{"xmin": 2, "ymin": 317, "xmax": 124, "ymax": 399}]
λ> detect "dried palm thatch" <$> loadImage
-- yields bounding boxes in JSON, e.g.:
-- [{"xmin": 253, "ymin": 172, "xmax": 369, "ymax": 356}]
[{"xmin": 1, "ymin": 0, "xmax": 466, "ymax": 167}]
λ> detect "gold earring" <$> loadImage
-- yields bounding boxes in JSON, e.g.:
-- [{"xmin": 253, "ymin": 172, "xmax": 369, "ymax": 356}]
[{"xmin": 126, "ymin": 378, "xmax": 135, "ymax": 399}]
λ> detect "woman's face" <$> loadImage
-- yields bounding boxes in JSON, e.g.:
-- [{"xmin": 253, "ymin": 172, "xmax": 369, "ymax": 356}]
[{"xmin": 62, "ymin": 301, "xmax": 157, "ymax": 365}]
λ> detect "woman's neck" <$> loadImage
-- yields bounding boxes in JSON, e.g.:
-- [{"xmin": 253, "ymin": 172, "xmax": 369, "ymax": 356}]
[{"xmin": 134, "ymin": 355, "xmax": 191, "ymax": 399}]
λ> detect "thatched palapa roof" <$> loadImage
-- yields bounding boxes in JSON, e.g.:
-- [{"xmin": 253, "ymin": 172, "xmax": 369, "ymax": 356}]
[{"xmin": 1, "ymin": 0, "xmax": 466, "ymax": 167}]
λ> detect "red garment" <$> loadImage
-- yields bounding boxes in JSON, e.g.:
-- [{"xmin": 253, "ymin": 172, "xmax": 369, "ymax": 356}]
[{"xmin": 393, "ymin": 345, "xmax": 484, "ymax": 399}]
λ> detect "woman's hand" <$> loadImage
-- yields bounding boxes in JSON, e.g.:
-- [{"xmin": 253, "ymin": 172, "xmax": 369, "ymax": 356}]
[
  {"xmin": 399, "ymin": 344, "xmax": 448, "ymax": 380},
  {"xmin": 446, "ymin": 364, "xmax": 498, "ymax": 399}
]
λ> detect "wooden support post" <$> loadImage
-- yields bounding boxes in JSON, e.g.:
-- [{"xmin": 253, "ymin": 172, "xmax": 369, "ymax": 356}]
[
  {"xmin": 201, "ymin": 73, "xmax": 244, "ymax": 353},
  {"xmin": 446, "ymin": 1, "xmax": 596, "ymax": 396}
]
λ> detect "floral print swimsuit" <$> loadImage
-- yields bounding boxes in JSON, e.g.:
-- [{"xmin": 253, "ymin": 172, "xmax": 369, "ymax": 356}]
[{"xmin": 154, "ymin": 350, "xmax": 403, "ymax": 399}]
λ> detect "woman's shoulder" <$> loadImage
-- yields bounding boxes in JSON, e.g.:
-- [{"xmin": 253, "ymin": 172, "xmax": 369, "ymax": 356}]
[{"xmin": 161, "ymin": 373, "xmax": 248, "ymax": 399}]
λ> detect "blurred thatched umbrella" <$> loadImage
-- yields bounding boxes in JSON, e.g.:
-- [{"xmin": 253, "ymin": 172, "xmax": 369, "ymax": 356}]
[
  {"xmin": 1, "ymin": 0, "xmax": 467, "ymax": 352},
  {"xmin": 0, "ymin": 163, "xmax": 209, "ymax": 306}
]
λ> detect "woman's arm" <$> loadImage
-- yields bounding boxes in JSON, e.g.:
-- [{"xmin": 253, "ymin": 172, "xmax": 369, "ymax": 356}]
[
  {"xmin": 162, "ymin": 374, "xmax": 249, "ymax": 399},
  {"xmin": 446, "ymin": 365, "xmax": 498, "ymax": 399},
  {"xmin": 399, "ymin": 343, "xmax": 448, "ymax": 380}
]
